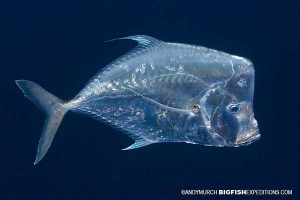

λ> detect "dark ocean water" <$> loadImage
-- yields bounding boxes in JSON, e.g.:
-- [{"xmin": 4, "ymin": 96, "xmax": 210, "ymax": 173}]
[{"xmin": 1, "ymin": 0, "xmax": 299, "ymax": 199}]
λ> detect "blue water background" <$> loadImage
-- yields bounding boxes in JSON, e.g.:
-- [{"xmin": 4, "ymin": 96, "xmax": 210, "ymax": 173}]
[{"xmin": 1, "ymin": 0, "xmax": 299, "ymax": 199}]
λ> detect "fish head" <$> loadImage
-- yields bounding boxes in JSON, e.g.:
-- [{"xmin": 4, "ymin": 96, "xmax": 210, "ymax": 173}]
[{"xmin": 208, "ymin": 57, "xmax": 260, "ymax": 146}]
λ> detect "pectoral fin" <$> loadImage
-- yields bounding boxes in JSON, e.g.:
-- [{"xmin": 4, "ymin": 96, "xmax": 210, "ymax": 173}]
[
  {"xmin": 122, "ymin": 139, "xmax": 153, "ymax": 150},
  {"xmin": 125, "ymin": 87, "xmax": 194, "ymax": 116}
]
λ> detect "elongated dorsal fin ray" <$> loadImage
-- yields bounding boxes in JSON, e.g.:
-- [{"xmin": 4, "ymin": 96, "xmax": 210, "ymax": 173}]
[
  {"xmin": 84, "ymin": 35, "xmax": 164, "ymax": 87},
  {"xmin": 103, "ymin": 35, "xmax": 162, "ymax": 48},
  {"xmin": 122, "ymin": 139, "xmax": 153, "ymax": 150}
]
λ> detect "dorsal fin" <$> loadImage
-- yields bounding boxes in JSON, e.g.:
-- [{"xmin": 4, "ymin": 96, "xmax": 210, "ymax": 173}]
[
  {"xmin": 104, "ymin": 35, "xmax": 162, "ymax": 48},
  {"xmin": 85, "ymin": 35, "xmax": 163, "ymax": 84}
]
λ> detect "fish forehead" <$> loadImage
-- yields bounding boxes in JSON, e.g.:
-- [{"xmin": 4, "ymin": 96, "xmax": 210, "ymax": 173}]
[{"xmin": 226, "ymin": 57, "xmax": 255, "ymax": 102}]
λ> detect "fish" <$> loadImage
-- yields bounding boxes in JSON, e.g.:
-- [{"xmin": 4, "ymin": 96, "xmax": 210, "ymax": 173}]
[{"xmin": 16, "ymin": 35, "xmax": 260, "ymax": 164}]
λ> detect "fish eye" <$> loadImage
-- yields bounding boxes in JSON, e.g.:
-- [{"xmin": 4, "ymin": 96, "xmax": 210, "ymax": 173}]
[
  {"xmin": 191, "ymin": 104, "xmax": 201, "ymax": 112},
  {"xmin": 228, "ymin": 104, "xmax": 240, "ymax": 113}
]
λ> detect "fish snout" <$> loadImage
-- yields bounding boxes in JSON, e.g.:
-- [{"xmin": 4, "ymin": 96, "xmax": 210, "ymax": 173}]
[
  {"xmin": 234, "ymin": 117, "xmax": 260, "ymax": 146},
  {"xmin": 234, "ymin": 129, "xmax": 260, "ymax": 146}
]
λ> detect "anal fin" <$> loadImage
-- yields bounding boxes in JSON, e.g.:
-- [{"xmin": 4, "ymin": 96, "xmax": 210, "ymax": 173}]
[{"xmin": 122, "ymin": 139, "xmax": 153, "ymax": 150}]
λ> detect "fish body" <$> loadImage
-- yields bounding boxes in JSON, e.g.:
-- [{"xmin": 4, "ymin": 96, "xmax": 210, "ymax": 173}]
[{"xmin": 16, "ymin": 35, "xmax": 260, "ymax": 164}]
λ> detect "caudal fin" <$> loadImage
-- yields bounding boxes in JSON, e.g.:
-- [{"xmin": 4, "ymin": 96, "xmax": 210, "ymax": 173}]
[{"xmin": 16, "ymin": 80, "xmax": 69, "ymax": 165}]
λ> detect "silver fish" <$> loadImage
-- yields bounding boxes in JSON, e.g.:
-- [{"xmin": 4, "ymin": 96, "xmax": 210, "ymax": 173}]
[{"xmin": 16, "ymin": 35, "xmax": 260, "ymax": 164}]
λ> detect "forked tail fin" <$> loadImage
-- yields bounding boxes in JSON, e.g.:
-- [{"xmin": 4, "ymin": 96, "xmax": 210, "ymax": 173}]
[{"xmin": 16, "ymin": 80, "xmax": 69, "ymax": 165}]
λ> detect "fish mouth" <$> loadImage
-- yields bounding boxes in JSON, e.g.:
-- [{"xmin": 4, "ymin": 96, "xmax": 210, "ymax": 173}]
[{"xmin": 233, "ymin": 129, "xmax": 260, "ymax": 146}]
